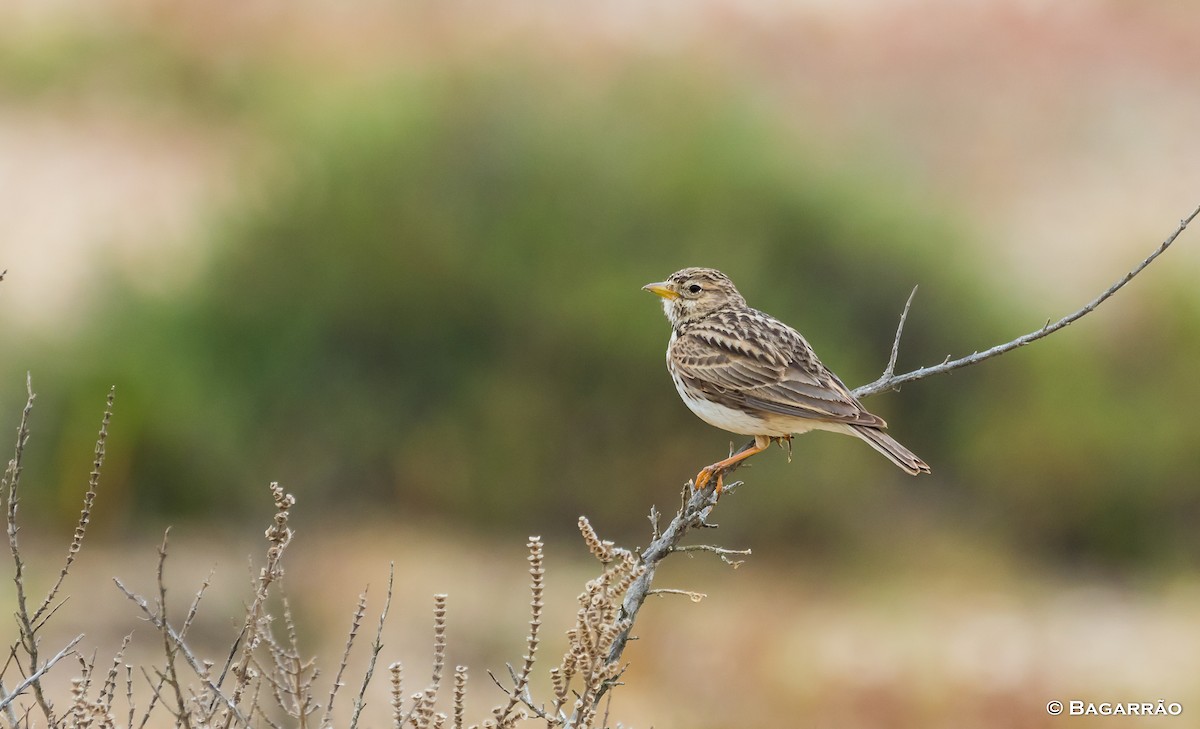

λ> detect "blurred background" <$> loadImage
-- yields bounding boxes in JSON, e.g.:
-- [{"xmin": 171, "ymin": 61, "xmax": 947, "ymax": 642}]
[{"xmin": 2, "ymin": 0, "xmax": 1200, "ymax": 726}]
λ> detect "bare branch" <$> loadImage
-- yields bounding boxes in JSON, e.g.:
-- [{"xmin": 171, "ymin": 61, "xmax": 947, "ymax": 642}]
[
  {"xmin": 348, "ymin": 564, "xmax": 395, "ymax": 729},
  {"xmin": 4, "ymin": 374, "xmax": 56, "ymax": 722},
  {"xmin": 646, "ymin": 589, "xmax": 706, "ymax": 602},
  {"xmin": 327, "ymin": 588, "xmax": 369, "ymax": 726},
  {"xmin": 0, "ymin": 635, "xmax": 83, "ymax": 713},
  {"xmin": 34, "ymin": 386, "xmax": 114, "ymax": 624},
  {"xmin": 882, "ymin": 285, "xmax": 918, "ymax": 381},
  {"xmin": 487, "ymin": 669, "xmax": 556, "ymax": 725},
  {"xmin": 673, "ymin": 544, "xmax": 751, "ymax": 568},
  {"xmin": 854, "ymin": 202, "xmax": 1200, "ymax": 398},
  {"xmin": 604, "ymin": 471, "xmax": 729, "ymax": 666},
  {"xmin": 495, "ymin": 538, "xmax": 545, "ymax": 725},
  {"xmin": 155, "ymin": 530, "xmax": 191, "ymax": 728},
  {"xmin": 114, "ymin": 577, "xmax": 250, "ymax": 726}
]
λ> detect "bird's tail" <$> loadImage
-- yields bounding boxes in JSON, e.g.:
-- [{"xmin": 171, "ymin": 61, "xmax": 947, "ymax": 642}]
[{"xmin": 849, "ymin": 425, "xmax": 931, "ymax": 476}]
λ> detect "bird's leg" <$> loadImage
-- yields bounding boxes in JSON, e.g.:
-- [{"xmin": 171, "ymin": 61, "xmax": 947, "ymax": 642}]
[
  {"xmin": 694, "ymin": 435, "xmax": 771, "ymax": 496},
  {"xmin": 780, "ymin": 435, "xmax": 794, "ymax": 463}
]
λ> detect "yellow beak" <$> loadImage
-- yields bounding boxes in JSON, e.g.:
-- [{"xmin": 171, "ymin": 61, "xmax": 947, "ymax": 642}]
[{"xmin": 642, "ymin": 282, "xmax": 680, "ymax": 300}]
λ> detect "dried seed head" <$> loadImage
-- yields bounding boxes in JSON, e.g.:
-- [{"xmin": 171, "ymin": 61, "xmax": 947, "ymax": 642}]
[{"xmin": 577, "ymin": 517, "xmax": 614, "ymax": 563}]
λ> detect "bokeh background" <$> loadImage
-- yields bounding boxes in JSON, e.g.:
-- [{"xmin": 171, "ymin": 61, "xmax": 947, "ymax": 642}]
[{"xmin": 3, "ymin": 1, "xmax": 1200, "ymax": 726}]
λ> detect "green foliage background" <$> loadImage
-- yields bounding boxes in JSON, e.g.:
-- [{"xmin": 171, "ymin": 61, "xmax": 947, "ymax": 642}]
[{"xmin": 4, "ymin": 44, "xmax": 1199, "ymax": 570}]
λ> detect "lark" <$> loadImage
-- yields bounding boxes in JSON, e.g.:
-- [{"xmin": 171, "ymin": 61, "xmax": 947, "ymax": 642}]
[{"xmin": 644, "ymin": 267, "xmax": 930, "ymax": 493}]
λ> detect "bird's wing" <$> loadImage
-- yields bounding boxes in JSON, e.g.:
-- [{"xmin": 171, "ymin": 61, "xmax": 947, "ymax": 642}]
[{"xmin": 672, "ymin": 310, "xmax": 885, "ymax": 427}]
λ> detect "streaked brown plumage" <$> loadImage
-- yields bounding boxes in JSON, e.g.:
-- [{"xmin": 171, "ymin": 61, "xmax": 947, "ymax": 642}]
[{"xmin": 643, "ymin": 267, "xmax": 929, "ymax": 492}]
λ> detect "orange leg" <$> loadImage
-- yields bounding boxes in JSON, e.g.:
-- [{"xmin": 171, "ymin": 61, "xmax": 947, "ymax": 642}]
[{"xmin": 694, "ymin": 435, "xmax": 771, "ymax": 495}]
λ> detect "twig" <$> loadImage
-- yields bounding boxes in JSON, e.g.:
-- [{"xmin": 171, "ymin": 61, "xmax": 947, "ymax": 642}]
[
  {"xmin": 0, "ymin": 679, "xmax": 17, "ymax": 729},
  {"xmin": 673, "ymin": 543, "xmax": 752, "ymax": 568},
  {"xmin": 327, "ymin": 588, "xmax": 368, "ymax": 726},
  {"xmin": 495, "ymin": 538, "xmax": 545, "ymax": 724},
  {"xmin": 881, "ymin": 285, "xmax": 918, "ymax": 381},
  {"xmin": 33, "ymin": 387, "xmax": 114, "ymax": 624},
  {"xmin": 5, "ymin": 374, "xmax": 56, "ymax": 722},
  {"xmin": 647, "ymin": 506, "xmax": 661, "ymax": 542},
  {"xmin": 348, "ymin": 564, "xmax": 395, "ymax": 729},
  {"xmin": 646, "ymin": 589, "xmax": 706, "ymax": 602},
  {"xmin": 854, "ymin": 202, "xmax": 1200, "ymax": 398},
  {"xmin": 0, "ymin": 635, "xmax": 83, "ymax": 713},
  {"xmin": 603, "ymin": 466, "xmax": 731, "ymax": 666},
  {"xmin": 114, "ymin": 577, "xmax": 251, "ymax": 726},
  {"xmin": 219, "ymin": 482, "xmax": 295, "ymax": 728},
  {"xmin": 154, "ymin": 530, "xmax": 191, "ymax": 728},
  {"xmin": 486, "ymin": 670, "xmax": 557, "ymax": 725}
]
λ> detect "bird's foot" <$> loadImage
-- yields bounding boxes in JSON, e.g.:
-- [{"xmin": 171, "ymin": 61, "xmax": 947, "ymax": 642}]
[
  {"xmin": 779, "ymin": 435, "xmax": 794, "ymax": 463},
  {"xmin": 693, "ymin": 465, "xmax": 725, "ymax": 498}
]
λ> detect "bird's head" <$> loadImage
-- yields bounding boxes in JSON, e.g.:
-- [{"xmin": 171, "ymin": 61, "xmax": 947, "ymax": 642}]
[{"xmin": 642, "ymin": 267, "xmax": 746, "ymax": 328}]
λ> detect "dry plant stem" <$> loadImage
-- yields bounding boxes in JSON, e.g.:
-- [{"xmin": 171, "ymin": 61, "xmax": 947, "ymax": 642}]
[
  {"xmin": 603, "ymin": 471, "xmax": 730, "ymax": 666},
  {"xmin": 1, "ymin": 382, "xmax": 112, "ymax": 724},
  {"xmin": 3, "ymin": 379, "xmax": 34, "ymax": 628},
  {"xmin": 881, "ymin": 285, "xmax": 918, "ymax": 381},
  {"xmin": 855, "ymin": 202, "xmax": 1200, "ymax": 398},
  {"xmin": 135, "ymin": 570, "xmax": 212, "ymax": 729},
  {"xmin": 494, "ymin": 538, "xmax": 544, "ymax": 725},
  {"xmin": 219, "ymin": 482, "xmax": 294, "ymax": 729},
  {"xmin": 4, "ymin": 375, "xmax": 58, "ymax": 722},
  {"xmin": 0, "ymin": 635, "xmax": 83, "ymax": 713},
  {"xmin": 154, "ymin": 530, "xmax": 192, "ymax": 729},
  {"xmin": 35, "ymin": 387, "xmax": 114, "ymax": 628},
  {"xmin": 674, "ymin": 544, "xmax": 752, "ymax": 568},
  {"xmin": 389, "ymin": 663, "xmax": 404, "ymax": 729},
  {"xmin": 115, "ymin": 578, "xmax": 250, "ymax": 725},
  {"xmin": 326, "ymin": 589, "xmax": 369, "ymax": 727},
  {"xmin": 451, "ymin": 666, "xmax": 467, "ymax": 729},
  {"xmin": 113, "ymin": 490, "xmax": 295, "ymax": 729},
  {"xmin": 0, "ymin": 679, "xmax": 16, "ymax": 729},
  {"xmin": 348, "ymin": 563, "xmax": 395, "ymax": 729},
  {"xmin": 646, "ymin": 589, "xmax": 706, "ymax": 601}
]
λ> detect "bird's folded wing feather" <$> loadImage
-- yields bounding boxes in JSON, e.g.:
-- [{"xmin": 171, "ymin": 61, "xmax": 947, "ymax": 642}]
[{"xmin": 672, "ymin": 314, "xmax": 885, "ymax": 427}]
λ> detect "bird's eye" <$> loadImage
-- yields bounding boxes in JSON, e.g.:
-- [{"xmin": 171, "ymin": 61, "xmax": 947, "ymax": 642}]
[{"xmin": 688, "ymin": 284, "xmax": 702, "ymax": 294}]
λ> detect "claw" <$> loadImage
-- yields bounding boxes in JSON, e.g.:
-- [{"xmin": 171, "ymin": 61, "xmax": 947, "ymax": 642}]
[
  {"xmin": 692, "ymin": 436, "xmax": 772, "ymax": 499},
  {"xmin": 693, "ymin": 466, "xmax": 729, "ymax": 498}
]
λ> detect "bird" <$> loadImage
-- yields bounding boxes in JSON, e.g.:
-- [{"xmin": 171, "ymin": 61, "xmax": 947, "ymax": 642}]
[{"xmin": 643, "ymin": 267, "xmax": 929, "ymax": 493}]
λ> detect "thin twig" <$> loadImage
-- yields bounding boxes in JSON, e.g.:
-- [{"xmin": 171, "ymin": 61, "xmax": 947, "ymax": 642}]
[
  {"xmin": 154, "ymin": 530, "xmax": 191, "ymax": 728},
  {"xmin": 854, "ymin": 203, "xmax": 1200, "ymax": 398},
  {"xmin": 326, "ymin": 589, "xmax": 368, "ymax": 726},
  {"xmin": 0, "ymin": 635, "xmax": 83, "ymax": 713},
  {"xmin": 349, "ymin": 564, "xmax": 394, "ymax": 729},
  {"xmin": 5, "ymin": 374, "xmax": 56, "ymax": 722},
  {"xmin": 0, "ymin": 679, "xmax": 17, "ymax": 729},
  {"xmin": 674, "ymin": 542, "xmax": 751, "ymax": 568},
  {"xmin": 495, "ymin": 538, "xmax": 544, "ymax": 724},
  {"xmin": 603, "ymin": 458, "xmax": 737, "ymax": 666},
  {"xmin": 114, "ymin": 578, "xmax": 251, "ymax": 726},
  {"xmin": 882, "ymin": 285, "xmax": 918, "ymax": 381},
  {"xmin": 486, "ymin": 670, "xmax": 556, "ymax": 724},
  {"xmin": 646, "ymin": 589, "xmax": 706, "ymax": 602},
  {"xmin": 33, "ymin": 387, "xmax": 114, "ymax": 624}
]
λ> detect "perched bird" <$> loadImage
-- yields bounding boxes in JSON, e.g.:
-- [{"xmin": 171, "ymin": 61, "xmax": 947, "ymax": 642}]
[{"xmin": 643, "ymin": 267, "xmax": 929, "ymax": 493}]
